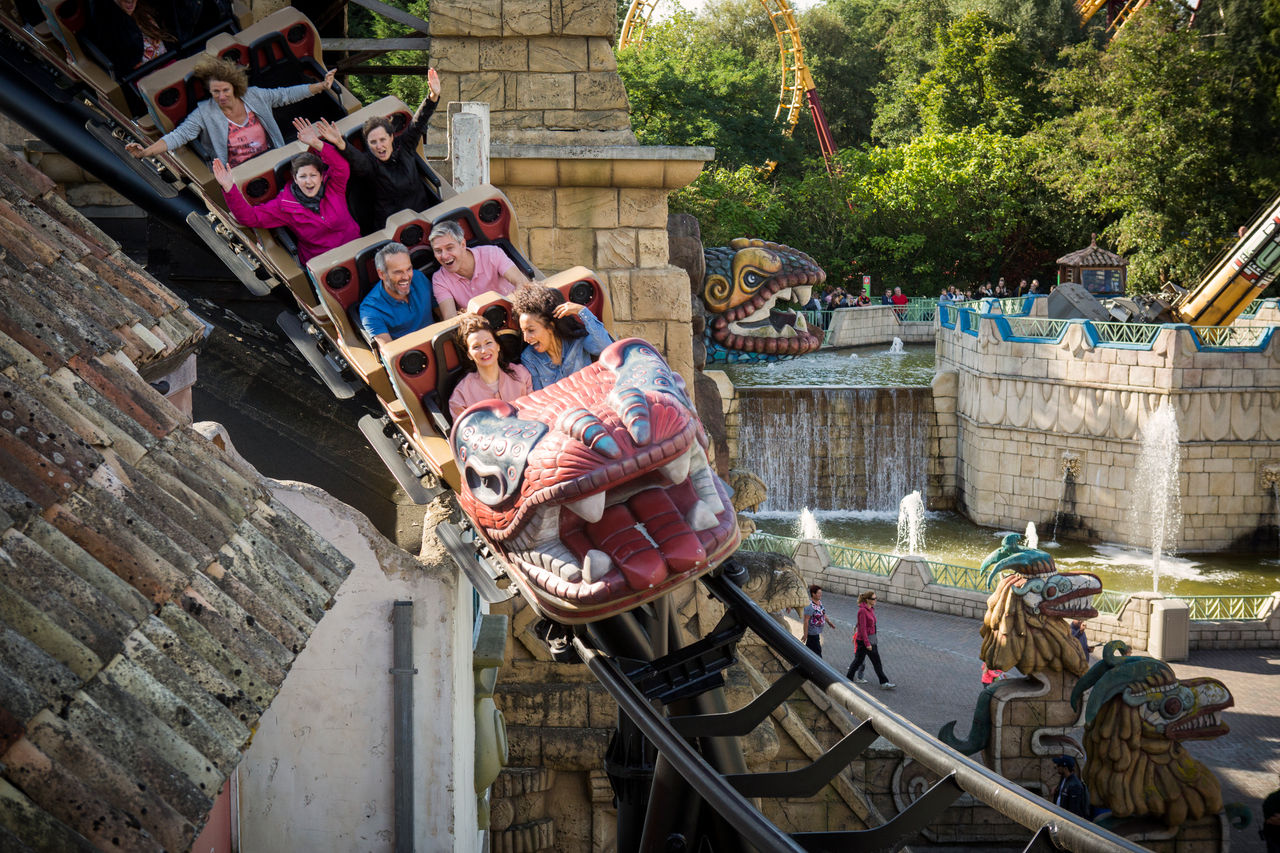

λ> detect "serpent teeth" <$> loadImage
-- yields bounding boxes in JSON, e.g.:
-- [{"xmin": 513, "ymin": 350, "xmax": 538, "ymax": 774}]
[
  {"xmin": 565, "ymin": 491, "xmax": 606, "ymax": 523},
  {"xmin": 661, "ymin": 446, "xmax": 694, "ymax": 484},
  {"xmin": 688, "ymin": 447, "xmax": 724, "ymax": 514},
  {"xmin": 686, "ymin": 500, "xmax": 719, "ymax": 531},
  {"xmin": 583, "ymin": 549, "xmax": 612, "ymax": 583}
]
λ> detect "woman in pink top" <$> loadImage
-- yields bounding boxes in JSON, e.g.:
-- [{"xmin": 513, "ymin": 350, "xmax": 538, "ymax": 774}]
[
  {"xmin": 211, "ymin": 117, "xmax": 360, "ymax": 265},
  {"xmin": 448, "ymin": 314, "xmax": 533, "ymax": 419},
  {"xmin": 846, "ymin": 590, "xmax": 895, "ymax": 689}
]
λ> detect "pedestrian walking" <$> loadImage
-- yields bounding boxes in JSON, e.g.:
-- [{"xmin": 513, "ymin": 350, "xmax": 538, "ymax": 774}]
[
  {"xmin": 1070, "ymin": 620, "xmax": 1090, "ymax": 659},
  {"xmin": 1052, "ymin": 755, "xmax": 1091, "ymax": 819},
  {"xmin": 802, "ymin": 585, "xmax": 835, "ymax": 658},
  {"xmin": 846, "ymin": 591, "xmax": 895, "ymax": 689}
]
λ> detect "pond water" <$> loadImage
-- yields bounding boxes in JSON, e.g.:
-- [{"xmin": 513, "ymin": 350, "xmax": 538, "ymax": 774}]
[
  {"xmin": 722, "ymin": 342, "xmax": 936, "ymax": 387},
  {"xmin": 749, "ymin": 509, "xmax": 1280, "ymax": 598}
]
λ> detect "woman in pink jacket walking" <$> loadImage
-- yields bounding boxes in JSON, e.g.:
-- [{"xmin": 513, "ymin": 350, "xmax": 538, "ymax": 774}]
[
  {"xmin": 212, "ymin": 117, "xmax": 360, "ymax": 265},
  {"xmin": 846, "ymin": 591, "xmax": 895, "ymax": 689}
]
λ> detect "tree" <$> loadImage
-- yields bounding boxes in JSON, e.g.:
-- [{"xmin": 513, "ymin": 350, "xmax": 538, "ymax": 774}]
[
  {"xmin": 343, "ymin": 0, "xmax": 432, "ymax": 106},
  {"xmin": 617, "ymin": 12, "xmax": 800, "ymax": 168},
  {"xmin": 958, "ymin": 0, "xmax": 1085, "ymax": 66},
  {"xmin": 870, "ymin": 0, "xmax": 951, "ymax": 144},
  {"xmin": 1032, "ymin": 5, "xmax": 1261, "ymax": 290},
  {"xmin": 911, "ymin": 12, "xmax": 1045, "ymax": 136}
]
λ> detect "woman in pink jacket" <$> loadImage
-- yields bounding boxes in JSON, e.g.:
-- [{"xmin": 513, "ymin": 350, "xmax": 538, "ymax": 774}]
[
  {"xmin": 212, "ymin": 117, "xmax": 360, "ymax": 265},
  {"xmin": 846, "ymin": 591, "xmax": 895, "ymax": 689}
]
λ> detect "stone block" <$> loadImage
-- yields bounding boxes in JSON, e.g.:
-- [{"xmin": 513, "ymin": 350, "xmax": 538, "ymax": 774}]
[
  {"xmin": 539, "ymin": 726, "xmax": 612, "ymax": 770},
  {"xmin": 515, "ymin": 72, "xmax": 574, "ymax": 109},
  {"xmin": 528, "ymin": 226, "xmax": 595, "ymax": 269},
  {"xmin": 430, "ymin": 0, "xmax": 503, "ymax": 37},
  {"xmin": 555, "ymin": 187, "xmax": 618, "ymax": 228},
  {"xmin": 587, "ymin": 37, "xmax": 617, "ymax": 71},
  {"xmin": 459, "ymin": 70, "xmax": 504, "ymax": 103},
  {"xmin": 494, "ymin": 157, "xmax": 558, "ymax": 187},
  {"xmin": 541, "ymin": 109, "xmax": 632, "ymax": 132},
  {"xmin": 559, "ymin": 158, "xmax": 614, "ymax": 186},
  {"xmin": 611, "ymin": 158, "xmax": 667, "ymax": 189},
  {"xmin": 636, "ymin": 228, "xmax": 669, "ymax": 266},
  {"xmin": 506, "ymin": 187, "xmax": 555, "ymax": 228},
  {"xmin": 595, "ymin": 226, "xmax": 636, "ymax": 268},
  {"xmin": 576, "ymin": 72, "xmax": 630, "ymax": 112},
  {"xmin": 432, "ymin": 37, "xmax": 482, "ymax": 72},
  {"xmin": 618, "ymin": 188, "xmax": 667, "ymax": 229},
  {"xmin": 603, "ymin": 268, "xmax": 632, "ymax": 321},
  {"xmin": 479, "ymin": 38, "xmax": 529, "ymax": 70},
  {"xmin": 558, "ymin": 0, "xmax": 616, "ymax": 36},
  {"xmin": 529, "ymin": 37, "xmax": 589, "ymax": 72},
  {"xmin": 629, "ymin": 268, "xmax": 690, "ymax": 322},
  {"xmin": 504, "ymin": 0, "xmax": 556, "ymax": 36}
]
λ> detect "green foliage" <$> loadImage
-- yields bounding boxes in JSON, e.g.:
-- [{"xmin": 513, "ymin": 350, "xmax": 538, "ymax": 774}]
[
  {"xmin": 911, "ymin": 12, "xmax": 1046, "ymax": 135},
  {"xmin": 669, "ymin": 166, "xmax": 788, "ymax": 247},
  {"xmin": 1032, "ymin": 5, "xmax": 1260, "ymax": 290},
  {"xmin": 343, "ymin": 0, "xmax": 432, "ymax": 106},
  {"xmin": 870, "ymin": 0, "xmax": 952, "ymax": 144},
  {"xmin": 617, "ymin": 11, "xmax": 799, "ymax": 168}
]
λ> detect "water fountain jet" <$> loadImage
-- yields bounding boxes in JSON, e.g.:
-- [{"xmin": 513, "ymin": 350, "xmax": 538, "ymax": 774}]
[
  {"xmin": 798, "ymin": 507, "xmax": 823, "ymax": 541},
  {"xmin": 1024, "ymin": 522, "xmax": 1038, "ymax": 550},
  {"xmin": 887, "ymin": 337, "xmax": 905, "ymax": 354},
  {"xmin": 1132, "ymin": 402, "xmax": 1182, "ymax": 592},
  {"xmin": 896, "ymin": 491, "xmax": 927, "ymax": 555}
]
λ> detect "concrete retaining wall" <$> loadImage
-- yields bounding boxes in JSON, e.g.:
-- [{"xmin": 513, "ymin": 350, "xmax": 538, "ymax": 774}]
[{"xmin": 824, "ymin": 305, "xmax": 935, "ymax": 348}]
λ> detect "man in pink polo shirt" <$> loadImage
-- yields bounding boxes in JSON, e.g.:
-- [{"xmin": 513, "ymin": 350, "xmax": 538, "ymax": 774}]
[{"xmin": 429, "ymin": 220, "xmax": 532, "ymax": 318}]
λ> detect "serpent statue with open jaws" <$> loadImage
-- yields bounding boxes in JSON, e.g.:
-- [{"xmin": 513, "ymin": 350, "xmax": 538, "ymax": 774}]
[
  {"xmin": 701, "ymin": 238, "xmax": 825, "ymax": 363},
  {"xmin": 450, "ymin": 339, "xmax": 741, "ymax": 624},
  {"xmin": 1071, "ymin": 641, "xmax": 1234, "ymax": 828}
]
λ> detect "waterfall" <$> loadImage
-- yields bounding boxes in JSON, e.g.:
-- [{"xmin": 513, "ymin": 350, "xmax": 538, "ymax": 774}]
[{"xmin": 735, "ymin": 386, "xmax": 931, "ymax": 512}]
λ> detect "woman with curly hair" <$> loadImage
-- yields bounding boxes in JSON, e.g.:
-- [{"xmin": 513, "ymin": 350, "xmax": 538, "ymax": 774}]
[
  {"xmin": 510, "ymin": 284, "xmax": 613, "ymax": 390},
  {"xmin": 448, "ymin": 314, "xmax": 532, "ymax": 417},
  {"xmin": 126, "ymin": 55, "xmax": 336, "ymax": 166}
]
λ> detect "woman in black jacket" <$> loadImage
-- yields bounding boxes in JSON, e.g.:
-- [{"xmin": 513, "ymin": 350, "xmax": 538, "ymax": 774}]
[{"xmin": 316, "ymin": 68, "xmax": 442, "ymax": 231}]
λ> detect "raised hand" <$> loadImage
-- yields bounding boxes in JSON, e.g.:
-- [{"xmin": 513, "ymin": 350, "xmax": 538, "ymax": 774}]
[
  {"xmin": 211, "ymin": 158, "xmax": 235, "ymax": 193},
  {"xmin": 293, "ymin": 117, "xmax": 322, "ymax": 150},
  {"xmin": 319, "ymin": 68, "xmax": 336, "ymax": 91},
  {"xmin": 553, "ymin": 301, "xmax": 587, "ymax": 319},
  {"xmin": 427, "ymin": 67, "xmax": 441, "ymax": 101},
  {"xmin": 314, "ymin": 118, "xmax": 344, "ymax": 148}
]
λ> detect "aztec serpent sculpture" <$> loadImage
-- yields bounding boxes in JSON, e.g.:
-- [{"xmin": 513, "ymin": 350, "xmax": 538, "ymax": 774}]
[
  {"xmin": 450, "ymin": 339, "xmax": 741, "ymax": 623},
  {"xmin": 940, "ymin": 535, "xmax": 1101, "ymax": 753},
  {"xmin": 1071, "ymin": 642, "xmax": 1234, "ymax": 828},
  {"xmin": 700, "ymin": 238, "xmax": 825, "ymax": 363},
  {"xmin": 979, "ymin": 534, "xmax": 1101, "ymax": 677}
]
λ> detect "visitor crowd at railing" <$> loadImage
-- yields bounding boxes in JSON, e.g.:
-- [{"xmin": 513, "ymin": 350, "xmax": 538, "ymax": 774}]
[{"xmin": 740, "ymin": 530, "xmax": 1275, "ymax": 621}]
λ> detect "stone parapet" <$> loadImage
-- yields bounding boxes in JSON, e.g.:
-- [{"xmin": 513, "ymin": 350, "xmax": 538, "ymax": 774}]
[
  {"xmin": 824, "ymin": 306, "xmax": 934, "ymax": 348},
  {"xmin": 937, "ymin": 311, "xmax": 1280, "ymax": 551}
]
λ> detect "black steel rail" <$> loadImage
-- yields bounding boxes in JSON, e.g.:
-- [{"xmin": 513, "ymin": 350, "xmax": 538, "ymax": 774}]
[{"xmin": 569, "ymin": 566, "xmax": 1154, "ymax": 853}]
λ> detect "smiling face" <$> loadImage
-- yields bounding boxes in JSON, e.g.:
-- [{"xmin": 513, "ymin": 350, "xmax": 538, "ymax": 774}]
[
  {"xmin": 431, "ymin": 233, "xmax": 469, "ymax": 275},
  {"xmin": 293, "ymin": 164, "xmax": 323, "ymax": 198},
  {"xmin": 367, "ymin": 126, "xmax": 393, "ymax": 162},
  {"xmin": 379, "ymin": 251, "xmax": 414, "ymax": 301},
  {"xmin": 519, "ymin": 312, "xmax": 555, "ymax": 354},
  {"xmin": 466, "ymin": 329, "xmax": 499, "ymax": 368},
  {"xmin": 208, "ymin": 79, "xmax": 238, "ymax": 110}
]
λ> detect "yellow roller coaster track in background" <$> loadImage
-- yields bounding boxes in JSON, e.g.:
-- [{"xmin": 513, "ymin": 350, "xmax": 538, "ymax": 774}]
[
  {"xmin": 620, "ymin": 0, "xmax": 818, "ymax": 136},
  {"xmin": 1074, "ymin": 0, "xmax": 1153, "ymax": 35}
]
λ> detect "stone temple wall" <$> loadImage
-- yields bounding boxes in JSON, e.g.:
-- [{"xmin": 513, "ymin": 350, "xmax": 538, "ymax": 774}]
[
  {"xmin": 937, "ymin": 314, "xmax": 1280, "ymax": 551},
  {"xmin": 427, "ymin": 0, "xmax": 709, "ymax": 387}
]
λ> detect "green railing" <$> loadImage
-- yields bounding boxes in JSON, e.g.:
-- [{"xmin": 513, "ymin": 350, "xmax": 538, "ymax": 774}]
[
  {"xmin": 740, "ymin": 532, "xmax": 801, "ymax": 559},
  {"xmin": 1091, "ymin": 322, "xmax": 1163, "ymax": 346},
  {"xmin": 825, "ymin": 544, "xmax": 898, "ymax": 576},
  {"xmin": 1191, "ymin": 325, "xmax": 1269, "ymax": 348},
  {"xmin": 899, "ymin": 298, "xmax": 938, "ymax": 323},
  {"xmin": 1238, "ymin": 299, "xmax": 1265, "ymax": 317},
  {"xmin": 996, "ymin": 296, "xmax": 1030, "ymax": 315},
  {"xmin": 1093, "ymin": 589, "xmax": 1131, "ymax": 616},
  {"xmin": 1002, "ymin": 317, "xmax": 1069, "ymax": 340},
  {"xmin": 926, "ymin": 560, "xmax": 989, "ymax": 591},
  {"xmin": 1173, "ymin": 594, "xmax": 1275, "ymax": 621}
]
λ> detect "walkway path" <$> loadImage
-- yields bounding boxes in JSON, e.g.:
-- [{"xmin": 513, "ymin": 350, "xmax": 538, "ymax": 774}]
[{"xmin": 806, "ymin": 590, "xmax": 1278, "ymax": 852}]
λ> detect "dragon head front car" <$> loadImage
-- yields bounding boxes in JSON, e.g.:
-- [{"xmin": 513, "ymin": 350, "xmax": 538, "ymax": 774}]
[{"xmin": 450, "ymin": 339, "xmax": 741, "ymax": 622}]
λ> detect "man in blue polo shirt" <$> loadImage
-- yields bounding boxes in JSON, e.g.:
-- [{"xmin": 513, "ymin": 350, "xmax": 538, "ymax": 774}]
[{"xmin": 359, "ymin": 241, "xmax": 435, "ymax": 348}]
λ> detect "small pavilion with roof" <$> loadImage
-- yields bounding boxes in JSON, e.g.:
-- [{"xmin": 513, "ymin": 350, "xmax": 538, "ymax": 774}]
[{"xmin": 1057, "ymin": 236, "xmax": 1128, "ymax": 295}]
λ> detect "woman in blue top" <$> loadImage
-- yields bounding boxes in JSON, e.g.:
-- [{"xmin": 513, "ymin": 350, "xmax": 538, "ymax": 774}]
[{"xmin": 511, "ymin": 284, "xmax": 613, "ymax": 390}]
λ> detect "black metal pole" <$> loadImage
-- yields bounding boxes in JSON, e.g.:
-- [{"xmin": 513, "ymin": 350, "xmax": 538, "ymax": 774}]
[{"xmin": 391, "ymin": 600, "xmax": 415, "ymax": 853}]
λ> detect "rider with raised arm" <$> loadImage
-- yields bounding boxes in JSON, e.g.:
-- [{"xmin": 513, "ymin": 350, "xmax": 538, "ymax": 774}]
[
  {"xmin": 314, "ymin": 68, "xmax": 443, "ymax": 230},
  {"xmin": 211, "ymin": 117, "xmax": 359, "ymax": 264},
  {"xmin": 510, "ymin": 283, "xmax": 613, "ymax": 390},
  {"xmin": 126, "ymin": 56, "xmax": 336, "ymax": 166}
]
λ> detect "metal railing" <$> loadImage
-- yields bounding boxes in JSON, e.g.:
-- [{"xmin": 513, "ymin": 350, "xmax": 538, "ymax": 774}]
[
  {"xmin": 740, "ymin": 531, "xmax": 801, "ymax": 559},
  {"xmin": 1090, "ymin": 322, "xmax": 1163, "ymax": 346},
  {"xmin": 1191, "ymin": 325, "xmax": 1270, "ymax": 348},
  {"xmin": 899, "ymin": 298, "xmax": 937, "ymax": 323},
  {"xmin": 1092, "ymin": 589, "xmax": 1131, "ymax": 616},
  {"xmin": 825, "ymin": 543, "xmax": 897, "ymax": 576},
  {"xmin": 1172, "ymin": 594, "xmax": 1275, "ymax": 621},
  {"xmin": 925, "ymin": 560, "xmax": 989, "ymax": 591},
  {"xmin": 999, "ymin": 317, "xmax": 1069, "ymax": 341}
]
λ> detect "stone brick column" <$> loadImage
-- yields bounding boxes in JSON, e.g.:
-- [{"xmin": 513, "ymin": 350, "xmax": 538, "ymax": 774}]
[{"xmin": 428, "ymin": 0, "xmax": 710, "ymax": 385}]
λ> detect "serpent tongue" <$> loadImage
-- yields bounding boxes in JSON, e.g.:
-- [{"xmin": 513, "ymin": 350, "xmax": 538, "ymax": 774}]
[{"xmin": 581, "ymin": 487, "xmax": 707, "ymax": 589}]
